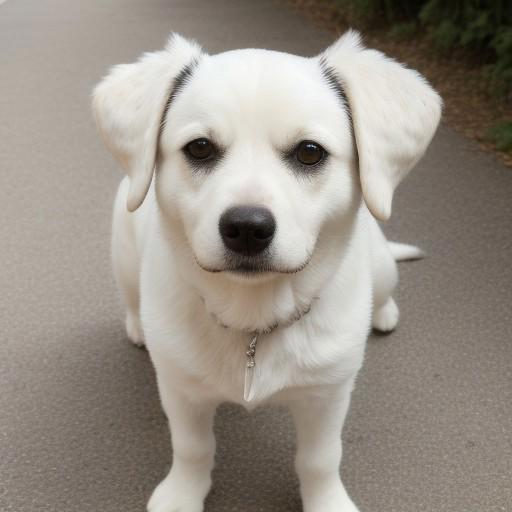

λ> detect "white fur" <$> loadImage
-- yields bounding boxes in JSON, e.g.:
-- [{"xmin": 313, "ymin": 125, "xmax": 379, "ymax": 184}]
[
  {"xmin": 324, "ymin": 30, "xmax": 442, "ymax": 221},
  {"xmin": 388, "ymin": 241, "xmax": 425, "ymax": 261},
  {"xmin": 93, "ymin": 31, "xmax": 441, "ymax": 512}
]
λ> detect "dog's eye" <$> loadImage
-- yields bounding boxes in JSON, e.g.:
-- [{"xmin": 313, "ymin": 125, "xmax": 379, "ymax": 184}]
[
  {"xmin": 184, "ymin": 138, "xmax": 215, "ymax": 160},
  {"xmin": 295, "ymin": 140, "xmax": 325, "ymax": 166}
]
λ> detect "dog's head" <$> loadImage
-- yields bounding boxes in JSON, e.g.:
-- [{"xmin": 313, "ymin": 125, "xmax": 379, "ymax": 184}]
[{"xmin": 93, "ymin": 32, "xmax": 441, "ymax": 283}]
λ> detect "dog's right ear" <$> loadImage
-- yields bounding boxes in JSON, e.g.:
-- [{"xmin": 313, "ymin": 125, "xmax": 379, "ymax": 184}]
[{"xmin": 92, "ymin": 34, "xmax": 203, "ymax": 212}]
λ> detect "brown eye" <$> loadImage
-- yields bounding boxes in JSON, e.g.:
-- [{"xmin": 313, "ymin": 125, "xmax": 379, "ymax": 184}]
[
  {"xmin": 296, "ymin": 140, "xmax": 325, "ymax": 166},
  {"xmin": 185, "ymin": 138, "xmax": 214, "ymax": 160}
]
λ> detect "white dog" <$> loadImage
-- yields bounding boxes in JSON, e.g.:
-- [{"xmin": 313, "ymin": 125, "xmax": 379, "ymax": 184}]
[{"xmin": 93, "ymin": 31, "xmax": 441, "ymax": 512}]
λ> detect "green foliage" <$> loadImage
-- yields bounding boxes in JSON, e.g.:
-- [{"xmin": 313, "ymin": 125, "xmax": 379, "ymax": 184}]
[
  {"xmin": 490, "ymin": 26, "xmax": 512, "ymax": 96},
  {"xmin": 487, "ymin": 122, "xmax": 512, "ymax": 151},
  {"xmin": 388, "ymin": 22, "xmax": 418, "ymax": 40},
  {"xmin": 340, "ymin": 0, "xmax": 424, "ymax": 22},
  {"xmin": 428, "ymin": 19, "xmax": 459, "ymax": 49},
  {"xmin": 419, "ymin": 1, "xmax": 509, "ymax": 49},
  {"xmin": 334, "ymin": 0, "xmax": 512, "ymax": 97}
]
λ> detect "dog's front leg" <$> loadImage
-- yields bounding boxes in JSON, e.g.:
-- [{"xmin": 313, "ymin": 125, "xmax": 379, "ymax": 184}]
[
  {"xmin": 147, "ymin": 382, "xmax": 218, "ymax": 512},
  {"xmin": 290, "ymin": 382, "xmax": 359, "ymax": 512}
]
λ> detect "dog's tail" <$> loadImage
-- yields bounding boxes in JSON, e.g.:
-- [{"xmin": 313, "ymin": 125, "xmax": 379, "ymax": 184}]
[{"xmin": 388, "ymin": 242, "xmax": 425, "ymax": 262}]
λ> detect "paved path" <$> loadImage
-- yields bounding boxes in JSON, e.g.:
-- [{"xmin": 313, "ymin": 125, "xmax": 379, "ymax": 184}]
[{"xmin": 1, "ymin": 1, "xmax": 511, "ymax": 511}]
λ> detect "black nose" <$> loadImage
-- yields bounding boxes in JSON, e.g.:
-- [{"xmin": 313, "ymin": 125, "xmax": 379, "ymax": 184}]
[{"xmin": 219, "ymin": 206, "xmax": 276, "ymax": 256}]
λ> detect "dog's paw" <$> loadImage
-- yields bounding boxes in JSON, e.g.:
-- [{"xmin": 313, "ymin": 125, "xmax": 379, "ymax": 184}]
[
  {"xmin": 147, "ymin": 472, "xmax": 208, "ymax": 512},
  {"xmin": 125, "ymin": 312, "xmax": 145, "ymax": 347},
  {"xmin": 372, "ymin": 297, "xmax": 399, "ymax": 333}
]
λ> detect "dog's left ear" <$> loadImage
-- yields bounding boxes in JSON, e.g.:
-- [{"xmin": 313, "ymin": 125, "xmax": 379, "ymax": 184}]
[
  {"xmin": 322, "ymin": 31, "xmax": 442, "ymax": 221},
  {"xmin": 92, "ymin": 34, "xmax": 203, "ymax": 212}
]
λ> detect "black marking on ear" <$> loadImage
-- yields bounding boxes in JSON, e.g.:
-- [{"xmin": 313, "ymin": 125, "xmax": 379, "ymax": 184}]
[
  {"xmin": 319, "ymin": 56, "xmax": 359, "ymax": 168},
  {"xmin": 319, "ymin": 56, "xmax": 353, "ymax": 131},
  {"xmin": 156, "ymin": 57, "xmax": 201, "ymax": 169},
  {"xmin": 160, "ymin": 57, "xmax": 201, "ymax": 131}
]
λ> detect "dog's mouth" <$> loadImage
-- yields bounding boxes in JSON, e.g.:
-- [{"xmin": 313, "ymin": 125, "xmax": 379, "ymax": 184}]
[
  {"xmin": 195, "ymin": 254, "xmax": 312, "ymax": 276},
  {"xmin": 228, "ymin": 259, "xmax": 311, "ymax": 275}
]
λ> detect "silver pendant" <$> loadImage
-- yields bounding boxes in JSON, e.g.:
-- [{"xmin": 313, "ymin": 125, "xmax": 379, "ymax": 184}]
[{"xmin": 243, "ymin": 333, "xmax": 259, "ymax": 402}]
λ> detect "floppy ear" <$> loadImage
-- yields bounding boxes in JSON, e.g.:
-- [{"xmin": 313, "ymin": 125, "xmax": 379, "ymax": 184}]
[
  {"xmin": 92, "ymin": 34, "xmax": 203, "ymax": 212},
  {"xmin": 322, "ymin": 31, "xmax": 442, "ymax": 221}
]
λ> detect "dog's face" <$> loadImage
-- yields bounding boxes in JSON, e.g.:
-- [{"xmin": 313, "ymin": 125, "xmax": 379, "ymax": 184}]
[
  {"xmin": 93, "ymin": 32, "xmax": 441, "ymax": 283},
  {"xmin": 155, "ymin": 50, "xmax": 356, "ymax": 280}
]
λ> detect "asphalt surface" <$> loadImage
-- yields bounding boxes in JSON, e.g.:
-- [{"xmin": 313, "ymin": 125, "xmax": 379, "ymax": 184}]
[{"xmin": 1, "ymin": 1, "xmax": 511, "ymax": 511}]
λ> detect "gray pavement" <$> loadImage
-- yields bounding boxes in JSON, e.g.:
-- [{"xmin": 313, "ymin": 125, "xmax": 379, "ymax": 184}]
[{"xmin": 1, "ymin": 1, "xmax": 511, "ymax": 511}]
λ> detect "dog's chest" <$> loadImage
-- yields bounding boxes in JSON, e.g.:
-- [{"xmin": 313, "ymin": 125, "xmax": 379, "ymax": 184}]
[{"xmin": 144, "ymin": 294, "xmax": 367, "ymax": 406}]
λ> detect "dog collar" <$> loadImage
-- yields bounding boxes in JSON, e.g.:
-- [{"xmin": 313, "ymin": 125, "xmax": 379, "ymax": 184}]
[
  {"xmin": 204, "ymin": 299, "xmax": 315, "ymax": 402},
  {"xmin": 242, "ymin": 302, "xmax": 315, "ymax": 401}
]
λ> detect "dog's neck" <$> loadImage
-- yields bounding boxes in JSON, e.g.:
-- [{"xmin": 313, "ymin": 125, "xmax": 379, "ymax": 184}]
[{"xmin": 196, "ymin": 276, "xmax": 319, "ymax": 402}]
